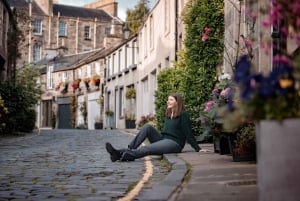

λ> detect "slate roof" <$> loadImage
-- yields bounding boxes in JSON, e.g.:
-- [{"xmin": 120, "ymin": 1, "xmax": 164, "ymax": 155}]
[
  {"xmin": 38, "ymin": 47, "xmax": 114, "ymax": 74},
  {"xmin": 7, "ymin": 0, "xmax": 45, "ymax": 15},
  {"xmin": 8, "ymin": 0, "xmax": 113, "ymax": 21},
  {"xmin": 53, "ymin": 4, "xmax": 112, "ymax": 21}
]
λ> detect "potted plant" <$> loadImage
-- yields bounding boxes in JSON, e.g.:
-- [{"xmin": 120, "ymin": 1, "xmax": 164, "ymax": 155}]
[
  {"xmin": 94, "ymin": 116, "xmax": 103, "ymax": 129},
  {"xmin": 72, "ymin": 79, "xmax": 81, "ymax": 93},
  {"xmin": 125, "ymin": 113, "xmax": 136, "ymax": 129},
  {"xmin": 91, "ymin": 74, "xmax": 100, "ymax": 88},
  {"xmin": 199, "ymin": 78, "xmax": 234, "ymax": 154},
  {"xmin": 222, "ymin": 1, "xmax": 300, "ymax": 199},
  {"xmin": 229, "ymin": 122, "xmax": 256, "ymax": 162},
  {"xmin": 105, "ymin": 110, "xmax": 114, "ymax": 117},
  {"xmin": 125, "ymin": 87, "xmax": 136, "ymax": 99}
]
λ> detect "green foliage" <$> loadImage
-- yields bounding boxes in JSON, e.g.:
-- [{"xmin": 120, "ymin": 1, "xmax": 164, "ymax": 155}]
[
  {"xmin": 0, "ymin": 64, "xmax": 41, "ymax": 134},
  {"xmin": 0, "ymin": 82, "xmax": 38, "ymax": 134},
  {"xmin": 125, "ymin": 0, "xmax": 150, "ymax": 36},
  {"xmin": 79, "ymin": 101, "xmax": 88, "ymax": 125},
  {"xmin": 182, "ymin": 0, "xmax": 224, "ymax": 136},
  {"xmin": 155, "ymin": 67, "xmax": 185, "ymax": 130},
  {"xmin": 16, "ymin": 64, "xmax": 43, "ymax": 99},
  {"xmin": 125, "ymin": 87, "xmax": 136, "ymax": 99},
  {"xmin": 234, "ymin": 123, "xmax": 256, "ymax": 154},
  {"xmin": 70, "ymin": 95, "xmax": 77, "ymax": 128},
  {"xmin": 0, "ymin": 96, "xmax": 8, "ymax": 133}
]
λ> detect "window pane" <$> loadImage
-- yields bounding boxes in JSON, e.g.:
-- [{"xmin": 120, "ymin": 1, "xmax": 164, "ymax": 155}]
[
  {"xmin": 59, "ymin": 22, "xmax": 66, "ymax": 36},
  {"xmin": 33, "ymin": 44, "xmax": 41, "ymax": 62},
  {"xmin": 105, "ymin": 27, "xmax": 111, "ymax": 35},
  {"xmin": 84, "ymin": 26, "xmax": 90, "ymax": 39},
  {"xmin": 33, "ymin": 19, "xmax": 42, "ymax": 34}
]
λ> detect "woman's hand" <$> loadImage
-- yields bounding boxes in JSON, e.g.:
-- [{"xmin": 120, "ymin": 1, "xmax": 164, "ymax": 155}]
[{"xmin": 199, "ymin": 149, "xmax": 210, "ymax": 153}]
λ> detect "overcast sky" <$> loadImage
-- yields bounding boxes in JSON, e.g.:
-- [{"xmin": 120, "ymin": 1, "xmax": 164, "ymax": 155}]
[{"xmin": 58, "ymin": 0, "xmax": 157, "ymax": 21}]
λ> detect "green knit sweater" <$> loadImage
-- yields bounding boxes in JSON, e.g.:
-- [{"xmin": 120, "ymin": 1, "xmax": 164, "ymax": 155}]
[{"xmin": 161, "ymin": 111, "xmax": 201, "ymax": 152}]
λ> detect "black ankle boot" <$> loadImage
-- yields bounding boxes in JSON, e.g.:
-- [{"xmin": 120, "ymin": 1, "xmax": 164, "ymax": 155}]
[
  {"xmin": 120, "ymin": 150, "xmax": 135, "ymax": 162},
  {"xmin": 105, "ymin": 142, "xmax": 121, "ymax": 162}
]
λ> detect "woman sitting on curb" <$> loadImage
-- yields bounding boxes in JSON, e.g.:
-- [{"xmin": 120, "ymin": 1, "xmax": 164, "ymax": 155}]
[{"xmin": 105, "ymin": 93, "xmax": 208, "ymax": 162}]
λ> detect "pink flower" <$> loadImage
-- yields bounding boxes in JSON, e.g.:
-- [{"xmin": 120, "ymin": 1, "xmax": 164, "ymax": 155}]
[
  {"xmin": 212, "ymin": 89, "xmax": 219, "ymax": 95},
  {"xmin": 204, "ymin": 100, "xmax": 215, "ymax": 112},
  {"xmin": 201, "ymin": 26, "xmax": 211, "ymax": 42}
]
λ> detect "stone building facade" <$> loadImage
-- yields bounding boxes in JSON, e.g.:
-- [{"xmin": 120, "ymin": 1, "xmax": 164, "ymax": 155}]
[
  {"xmin": 0, "ymin": 0, "xmax": 17, "ymax": 81},
  {"xmin": 8, "ymin": 0, "xmax": 123, "ymax": 68}
]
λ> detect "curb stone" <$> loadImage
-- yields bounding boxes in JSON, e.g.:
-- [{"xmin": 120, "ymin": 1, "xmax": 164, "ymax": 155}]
[{"xmin": 137, "ymin": 154, "xmax": 187, "ymax": 201}]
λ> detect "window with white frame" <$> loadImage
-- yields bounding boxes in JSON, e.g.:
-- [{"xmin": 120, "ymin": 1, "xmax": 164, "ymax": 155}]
[
  {"xmin": 141, "ymin": 77, "xmax": 149, "ymax": 115},
  {"xmin": 119, "ymin": 87, "xmax": 124, "ymax": 118},
  {"xmin": 107, "ymin": 56, "xmax": 111, "ymax": 76},
  {"xmin": 144, "ymin": 24, "xmax": 147, "ymax": 57},
  {"xmin": 112, "ymin": 53, "xmax": 116, "ymax": 74},
  {"xmin": 95, "ymin": 62, "xmax": 100, "ymax": 74},
  {"xmin": 58, "ymin": 21, "xmax": 67, "ymax": 37},
  {"xmin": 133, "ymin": 40, "xmax": 138, "ymax": 64},
  {"xmin": 33, "ymin": 44, "xmax": 41, "ymax": 62},
  {"xmin": 47, "ymin": 65, "xmax": 54, "ymax": 89},
  {"xmin": 62, "ymin": 72, "xmax": 68, "ymax": 82},
  {"xmin": 86, "ymin": 65, "xmax": 91, "ymax": 77},
  {"xmin": 105, "ymin": 27, "xmax": 111, "ymax": 35},
  {"xmin": 164, "ymin": 0, "xmax": 170, "ymax": 34},
  {"xmin": 84, "ymin": 26, "xmax": 91, "ymax": 39},
  {"xmin": 78, "ymin": 69, "xmax": 82, "ymax": 78},
  {"xmin": 150, "ymin": 71, "xmax": 157, "ymax": 113},
  {"xmin": 33, "ymin": 19, "xmax": 42, "ymax": 35},
  {"xmin": 150, "ymin": 15, "xmax": 154, "ymax": 50},
  {"xmin": 118, "ymin": 49, "xmax": 122, "ymax": 72}
]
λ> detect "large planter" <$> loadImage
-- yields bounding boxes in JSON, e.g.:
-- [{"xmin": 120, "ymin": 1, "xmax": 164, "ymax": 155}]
[
  {"xmin": 256, "ymin": 119, "xmax": 300, "ymax": 201},
  {"xmin": 213, "ymin": 135, "xmax": 231, "ymax": 155},
  {"xmin": 94, "ymin": 122, "xmax": 103, "ymax": 129},
  {"xmin": 125, "ymin": 120, "xmax": 136, "ymax": 129},
  {"xmin": 228, "ymin": 134, "xmax": 256, "ymax": 162}
]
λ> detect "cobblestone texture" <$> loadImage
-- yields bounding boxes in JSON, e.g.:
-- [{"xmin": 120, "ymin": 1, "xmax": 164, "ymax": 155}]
[{"xmin": 0, "ymin": 129, "xmax": 150, "ymax": 201}]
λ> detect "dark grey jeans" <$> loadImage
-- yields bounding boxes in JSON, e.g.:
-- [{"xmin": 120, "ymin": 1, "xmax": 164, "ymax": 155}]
[{"xmin": 122, "ymin": 124, "xmax": 182, "ymax": 161}]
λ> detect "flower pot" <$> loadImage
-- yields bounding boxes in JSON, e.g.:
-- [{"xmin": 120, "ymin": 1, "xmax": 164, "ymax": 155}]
[
  {"xmin": 213, "ymin": 135, "xmax": 231, "ymax": 155},
  {"xmin": 228, "ymin": 134, "xmax": 256, "ymax": 162},
  {"xmin": 125, "ymin": 120, "xmax": 136, "ymax": 129},
  {"xmin": 94, "ymin": 122, "xmax": 103, "ymax": 129},
  {"xmin": 256, "ymin": 119, "xmax": 300, "ymax": 201}
]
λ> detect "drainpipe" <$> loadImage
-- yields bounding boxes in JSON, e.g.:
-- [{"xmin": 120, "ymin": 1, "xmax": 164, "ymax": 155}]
[
  {"xmin": 76, "ymin": 17, "xmax": 79, "ymax": 54},
  {"xmin": 57, "ymin": 12, "xmax": 60, "ymax": 48},
  {"xmin": 94, "ymin": 18, "xmax": 97, "ymax": 49},
  {"xmin": 174, "ymin": 0, "xmax": 178, "ymax": 62}
]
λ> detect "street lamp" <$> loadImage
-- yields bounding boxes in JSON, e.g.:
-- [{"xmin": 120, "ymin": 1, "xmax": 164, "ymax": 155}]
[
  {"xmin": 123, "ymin": 24, "xmax": 130, "ymax": 40},
  {"xmin": 26, "ymin": 0, "xmax": 33, "ymax": 63}
]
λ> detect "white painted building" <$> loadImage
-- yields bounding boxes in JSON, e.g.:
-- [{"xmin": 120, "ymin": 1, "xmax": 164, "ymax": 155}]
[{"xmin": 104, "ymin": 0, "xmax": 188, "ymax": 129}]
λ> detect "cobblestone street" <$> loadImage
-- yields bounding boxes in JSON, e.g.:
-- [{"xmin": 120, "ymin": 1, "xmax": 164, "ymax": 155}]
[{"xmin": 0, "ymin": 129, "xmax": 147, "ymax": 201}]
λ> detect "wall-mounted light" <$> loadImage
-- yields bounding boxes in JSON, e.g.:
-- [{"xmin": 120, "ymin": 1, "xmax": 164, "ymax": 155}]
[{"xmin": 123, "ymin": 24, "xmax": 130, "ymax": 40}]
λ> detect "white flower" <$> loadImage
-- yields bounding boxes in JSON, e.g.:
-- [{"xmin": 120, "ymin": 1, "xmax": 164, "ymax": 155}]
[{"xmin": 218, "ymin": 73, "xmax": 231, "ymax": 81}]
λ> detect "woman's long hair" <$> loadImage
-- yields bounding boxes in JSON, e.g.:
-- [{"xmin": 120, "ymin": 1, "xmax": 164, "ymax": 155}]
[{"xmin": 165, "ymin": 93, "xmax": 185, "ymax": 118}]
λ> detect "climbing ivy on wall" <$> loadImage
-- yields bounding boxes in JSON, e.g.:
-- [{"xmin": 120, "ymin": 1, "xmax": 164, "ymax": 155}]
[
  {"xmin": 182, "ymin": 0, "xmax": 224, "ymax": 136},
  {"xmin": 155, "ymin": 66, "xmax": 185, "ymax": 131},
  {"xmin": 155, "ymin": 0, "xmax": 224, "ymax": 138}
]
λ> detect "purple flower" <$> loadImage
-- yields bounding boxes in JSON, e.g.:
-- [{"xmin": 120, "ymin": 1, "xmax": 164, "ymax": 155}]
[{"xmin": 212, "ymin": 89, "xmax": 219, "ymax": 95}]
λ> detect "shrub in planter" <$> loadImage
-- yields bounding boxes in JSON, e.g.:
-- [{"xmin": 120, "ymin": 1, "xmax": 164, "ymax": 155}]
[
  {"xmin": 125, "ymin": 114, "xmax": 136, "ymax": 129},
  {"xmin": 230, "ymin": 123, "xmax": 256, "ymax": 162},
  {"xmin": 125, "ymin": 87, "xmax": 136, "ymax": 99},
  {"xmin": 94, "ymin": 116, "xmax": 103, "ymax": 129}
]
